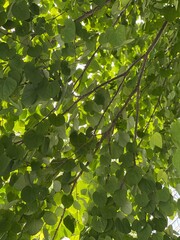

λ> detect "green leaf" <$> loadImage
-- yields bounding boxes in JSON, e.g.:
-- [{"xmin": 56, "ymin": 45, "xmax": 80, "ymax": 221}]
[
  {"xmin": 93, "ymin": 0, "xmax": 106, "ymax": 6},
  {"xmin": 0, "ymin": 210, "xmax": 14, "ymax": 233},
  {"xmin": 21, "ymin": 186, "xmax": 36, "ymax": 203},
  {"xmin": 43, "ymin": 211, "xmax": 57, "ymax": 225},
  {"xmin": 150, "ymin": 217, "xmax": 167, "ymax": 232},
  {"xmin": 94, "ymin": 89, "xmax": 106, "ymax": 105},
  {"xmin": 138, "ymin": 177, "xmax": 156, "ymax": 194},
  {"xmin": 12, "ymin": 0, "xmax": 30, "ymax": 21},
  {"xmin": 0, "ymin": 11, "xmax": 7, "ymax": 26},
  {"xmin": 137, "ymin": 224, "xmax": 152, "ymax": 240},
  {"xmin": 125, "ymin": 166, "xmax": 143, "ymax": 186},
  {"xmin": 0, "ymin": 77, "xmax": 17, "ymax": 100},
  {"xmin": 101, "ymin": 206, "xmax": 116, "ymax": 219},
  {"xmin": 135, "ymin": 192, "xmax": 149, "ymax": 207},
  {"xmin": 0, "ymin": 154, "xmax": 11, "ymax": 176},
  {"xmin": 0, "ymin": 42, "xmax": 10, "ymax": 59},
  {"xmin": 118, "ymin": 132, "xmax": 130, "ymax": 147},
  {"xmin": 61, "ymin": 194, "xmax": 74, "ymax": 208},
  {"xmin": 100, "ymin": 25, "xmax": 126, "ymax": 48},
  {"xmin": 62, "ymin": 160, "xmax": 76, "ymax": 172},
  {"xmin": 27, "ymin": 45, "xmax": 42, "ymax": 57},
  {"xmin": 171, "ymin": 120, "xmax": 180, "ymax": 148},
  {"xmin": 172, "ymin": 149, "xmax": 180, "ymax": 175},
  {"xmin": 40, "ymin": 137, "xmax": 50, "ymax": 155},
  {"xmin": 63, "ymin": 215, "xmax": 75, "ymax": 233},
  {"xmin": 150, "ymin": 132, "xmax": 162, "ymax": 149},
  {"xmin": 104, "ymin": 176, "xmax": 119, "ymax": 193},
  {"xmin": 49, "ymin": 114, "xmax": 65, "ymax": 127},
  {"xmin": 113, "ymin": 189, "xmax": 127, "ymax": 208},
  {"xmin": 110, "ymin": 142, "xmax": 123, "ymax": 159},
  {"xmin": 93, "ymin": 189, "xmax": 107, "ymax": 207},
  {"xmin": 120, "ymin": 152, "xmax": 134, "ymax": 168},
  {"xmin": 30, "ymin": 3, "xmax": 40, "ymax": 15},
  {"xmin": 15, "ymin": 21, "xmax": 30, "ymax": 36},
  {"xmin": 159, "ymin": 201, "xmax": 174, "ymax": 216},
  {"xmin": 121, "ymin": 200, "xmax": 132, "ymax": 215},
  {"xmin": 91, "ymin": 216, "xmax": 107, "ymax": 233},
  {"xmin": 21, "ymin": 84, "xmax": 38, "ymax": 107},
  {"xmin": 161, "ymin": 5, "xmax": 178, "ymax": 22},
  {"xmin": 23, "ymin": 130, "xmax": 43, "ymax": 149},
  {"xmin": 121, "ymin": 0, "xmax": 129, "ymax": 6},
  {"xmin": 24, "ymin": 62, "xmax": 43, "ymax": 84},
  {"xmin": 157, "ymin": 187, "xmax": 171, "ymax": 202},
  {"xmin": 115, "ymin": 218, "xmax": 131, "ymax": 234},
  {"xmin": 26, "ymin": 219, "xmax": 43, "ymax": 235},
  {"xmin": 61, "ymin": 19, "xmax": 76, "ymax": 43}
]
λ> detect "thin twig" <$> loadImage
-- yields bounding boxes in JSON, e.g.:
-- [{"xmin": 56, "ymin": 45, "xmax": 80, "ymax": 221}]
[
  {"xmin": 137, "ymin": 78, "xmax": 167, "ymax": 148},
  {"xmin": 113, "ymin": 0, "xmax": 132, "ymax": 26},
  {"xmin": 134, "ymin": 55, "xmax": 148, "ymax": 142},
  {"xmin": 52, "ymin": 208, "xmax": 66, "ymax": 240},
  {"xmin": 73, "ymin": 45, "xmax": 100, "ymax": 91},
  {"xmin": 74, "ymin": 0, "xmax": 112, "ymax": 23},
  {"xmin": 94, "ymin": 76, "xmax": 126, "ymax": 134}
]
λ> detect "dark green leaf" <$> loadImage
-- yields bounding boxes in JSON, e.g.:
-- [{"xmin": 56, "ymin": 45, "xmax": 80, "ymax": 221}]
[
  {"xmin": 93, "ymin": 189, "xmax": 107, "ymax": 207},
  {"xmin": 0, "ymin": 11, "xmax": 7, "ymax": 26},
  {"xmin": 12, "ymin": 0, "xmax": 30, "ymax": 21},
  {"xmin": 61, "ymin": 194, "xmax": 74, "ymax": 208},
  {"xmin": 0, "ymin": 77, "xmax": 17, "ymax": 99},
  {"xmin": 63, "ymin": 215, "xmax": 75, "ymax": 233},
  {"xmin": 27, "ymin": 45, "xmax": 42, "ymax": 57},
  {"xmin": 22, "ymin": 84, "xmax": 38, "ymax": 107},
  {"xmin": 115, "ymin": 218, "xmax": 131, "ymax": 234},
  {"xmin": 23, "ymin": 130, "xmax": 43, "ymax": 149},
  {"xmin": 137, "ymin": 224, "xmax": 152, "ymax": 240},
  {"xmin": 24, "ymin": 62, "xmax": 43, "ymax": 84},
  {"xmin": 21, "ymin": 186, "xmax": 36, "ymax": 203},
  {"xmin": 0, "ymin": 42, "xmax": 10, "ymax": 59},
  {"xmin": 125, "ymin": 166, "xmax": 143, "ymax": 186},
  {"xmin": 49, "ymin": 114, "xmax": 65, "ymax": 127},
  {"xmin": 0, "ymin": 154, "xmax": 11, "ymax": 176}
]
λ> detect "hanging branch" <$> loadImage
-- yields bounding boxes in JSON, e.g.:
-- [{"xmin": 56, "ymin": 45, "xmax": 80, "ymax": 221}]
[{"xmin": 94, "ymin": 76, "xmax": 126, "ymax": 134}]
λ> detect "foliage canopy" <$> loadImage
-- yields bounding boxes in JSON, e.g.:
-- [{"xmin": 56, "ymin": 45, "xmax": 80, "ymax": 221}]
[{"xmin": 0, "ymin": 0, "xmax": 180, "ymax": 239}]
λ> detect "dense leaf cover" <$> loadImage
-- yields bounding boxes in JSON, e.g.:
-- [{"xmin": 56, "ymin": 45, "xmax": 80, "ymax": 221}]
[{"xmin": 0, "ymin": 0, "xmax": 180, "ymax": 239}]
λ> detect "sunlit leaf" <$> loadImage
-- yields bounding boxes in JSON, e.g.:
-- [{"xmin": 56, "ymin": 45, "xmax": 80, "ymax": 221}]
[{"xmin": 150, "ymin": 132, "xmax": 162, "ymax": 149}]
